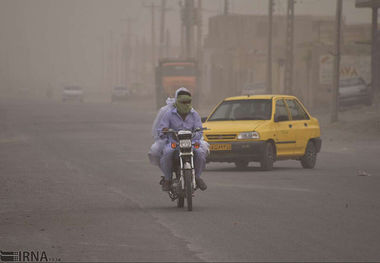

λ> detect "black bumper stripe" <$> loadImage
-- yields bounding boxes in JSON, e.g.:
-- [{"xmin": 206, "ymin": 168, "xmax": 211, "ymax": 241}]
[{"xmin": 275, "ymin": 141, "xmax": 296, "ymax": 144}]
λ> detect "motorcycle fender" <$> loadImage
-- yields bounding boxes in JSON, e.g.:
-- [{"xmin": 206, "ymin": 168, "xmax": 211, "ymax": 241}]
[{"xmin": 183, "ymin": 162, "xmax": 192, "ymax": 170}]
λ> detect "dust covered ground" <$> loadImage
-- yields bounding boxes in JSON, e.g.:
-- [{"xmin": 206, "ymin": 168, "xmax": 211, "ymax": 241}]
[{"xmin": 1, "ymin": 97, "xmax": 380, "ymax": 262}]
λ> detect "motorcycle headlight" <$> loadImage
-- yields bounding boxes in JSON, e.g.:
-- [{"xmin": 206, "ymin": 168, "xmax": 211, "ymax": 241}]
[
  {"xmin": 237, "ymin": 131, "xmax": 260, "ymax": 140},
  {"xmin": 179, "ymin": 139, "xmax": 192, "ymax": 148}
]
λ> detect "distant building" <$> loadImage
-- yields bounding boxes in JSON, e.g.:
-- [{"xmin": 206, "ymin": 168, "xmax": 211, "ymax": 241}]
[
  {"xmin": 343, "ymin": 23, "xmax": 372, "ymax": 45},
  {"xmin": 203, "ymin": 14, "xmax": 371, "ymax": 109}
]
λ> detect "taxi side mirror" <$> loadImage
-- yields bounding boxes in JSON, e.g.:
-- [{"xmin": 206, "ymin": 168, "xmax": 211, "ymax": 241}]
[{"xmin": 201, "ymin": 117, "xmax": 207, "ymax": 123}]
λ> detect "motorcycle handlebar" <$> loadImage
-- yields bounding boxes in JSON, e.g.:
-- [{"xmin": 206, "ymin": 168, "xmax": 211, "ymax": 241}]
[
  {"xmin": 161, "ymin": 127, "xmax": 209, "ymax": 140},
  {"xmin": 161, "ymin": 127, "xmax": 209, "ymax": 135}
]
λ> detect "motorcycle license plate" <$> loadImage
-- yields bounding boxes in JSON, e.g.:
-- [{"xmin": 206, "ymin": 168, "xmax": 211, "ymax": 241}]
[{"xmin": 210, "ymin": 143, "xmax": 231, "ymax": 151}]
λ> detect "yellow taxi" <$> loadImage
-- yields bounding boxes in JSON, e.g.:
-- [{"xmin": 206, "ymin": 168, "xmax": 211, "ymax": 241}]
[{"xmin": 202, "ymin": 95, "xmax": 321, "ymax": 170}]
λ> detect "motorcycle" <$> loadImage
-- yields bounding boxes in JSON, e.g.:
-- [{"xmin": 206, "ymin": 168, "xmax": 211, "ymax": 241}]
[{"xmin": 159, "ymin": 128, "xmax": 205, "ymax": 211}]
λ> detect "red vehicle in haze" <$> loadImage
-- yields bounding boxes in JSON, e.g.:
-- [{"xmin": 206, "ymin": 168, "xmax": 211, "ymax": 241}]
[{"xmin": 155, "ymin": 58, "xmax": 199, "ymax": 109}]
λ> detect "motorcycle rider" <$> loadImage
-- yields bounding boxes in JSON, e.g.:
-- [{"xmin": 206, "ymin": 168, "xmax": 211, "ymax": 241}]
[{"xmin": 158, "ymin": 87, "xmax": 207, "ymax": 192}]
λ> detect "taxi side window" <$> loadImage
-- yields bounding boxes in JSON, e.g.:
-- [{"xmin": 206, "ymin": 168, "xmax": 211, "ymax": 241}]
[
  {"xmin": 285, "ymin": 99, "xmax": 310, "ymax": 120},
  {"xmin": 274, "ymin": 99, "xmax": 290, "ymax": 122}
]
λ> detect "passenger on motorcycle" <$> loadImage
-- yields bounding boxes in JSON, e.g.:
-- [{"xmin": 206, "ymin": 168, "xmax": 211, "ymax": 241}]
[{"xmin": 158, "ymin": 88, "xmax": 207, "ymax": 192}]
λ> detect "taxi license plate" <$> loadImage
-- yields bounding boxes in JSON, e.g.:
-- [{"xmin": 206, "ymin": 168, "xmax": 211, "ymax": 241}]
[{"xmin": 210, "ymin": 144, "xmax": 232, "ymax": 151}]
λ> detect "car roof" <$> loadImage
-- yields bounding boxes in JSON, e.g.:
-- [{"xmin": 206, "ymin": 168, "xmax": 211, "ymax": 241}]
[{"xmin": 224, "ymin": 94, "xmax": 297, "ymax": 101}]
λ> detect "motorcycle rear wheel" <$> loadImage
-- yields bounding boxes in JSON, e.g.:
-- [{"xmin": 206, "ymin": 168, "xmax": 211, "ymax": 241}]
[{"xmin": 184, "ymin": 170, "xmax": 193, "ymax": 211}]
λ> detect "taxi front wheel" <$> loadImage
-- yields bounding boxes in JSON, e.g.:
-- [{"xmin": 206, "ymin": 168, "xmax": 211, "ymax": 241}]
[
  {"xmin": 260, "ymin": 142, "xmax": 274, "ymax": 171},
  {"xmin": 300, "ymin": 141, "xmax": 317, "ymax": 169}
]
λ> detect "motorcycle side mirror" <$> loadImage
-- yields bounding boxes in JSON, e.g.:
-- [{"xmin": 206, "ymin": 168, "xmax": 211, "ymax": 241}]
[{"xmin": 194, "ymin": 127, "xmax": 209, "ymax": 132}]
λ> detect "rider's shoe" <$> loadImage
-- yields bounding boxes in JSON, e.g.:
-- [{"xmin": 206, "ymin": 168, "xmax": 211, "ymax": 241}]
[
  {"xmin": 195, "ymin": 177, "xmax": 207, "ymax": 191},
  {"xmin": 159, "ymin": 176, "xmax": 165, "ymax": 186},
  {"xmin": 162, "ymin": 179, "xmax": 171, "ymax": 192}
]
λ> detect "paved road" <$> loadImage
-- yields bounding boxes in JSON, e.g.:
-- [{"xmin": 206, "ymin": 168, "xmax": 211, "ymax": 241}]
[{"xmin": 1, "ymin": 98, "xmax": 380, "ymax": 262}]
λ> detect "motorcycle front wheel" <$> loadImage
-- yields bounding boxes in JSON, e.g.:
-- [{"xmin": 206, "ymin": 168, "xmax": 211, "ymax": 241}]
[{"xmin": 184, "ymin": 170, "xmax": 193, "ymax": 211}]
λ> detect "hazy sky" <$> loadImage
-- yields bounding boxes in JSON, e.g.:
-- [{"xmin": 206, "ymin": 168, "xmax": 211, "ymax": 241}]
[{"xmin": 0, "ymin": 1, "xmax": 373, "ymax": 48}]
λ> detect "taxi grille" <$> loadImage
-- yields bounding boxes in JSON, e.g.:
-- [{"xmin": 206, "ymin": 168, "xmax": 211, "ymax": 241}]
[{"xmin": 206, "ymin": 134, "xmax": 237, "ymax": 141}]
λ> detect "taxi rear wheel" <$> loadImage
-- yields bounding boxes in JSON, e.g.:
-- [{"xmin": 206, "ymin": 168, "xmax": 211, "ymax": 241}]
[
  {"xmin": 260, "ymin": 142, "xmax": 274, "ymax": 171},
  {"xmin": 300, "ymin": 141, "xmax": 317, "ymax": 169},
  {"xmin": 235, "ymin": 161, "xmax": 249, "ymax": 170}
]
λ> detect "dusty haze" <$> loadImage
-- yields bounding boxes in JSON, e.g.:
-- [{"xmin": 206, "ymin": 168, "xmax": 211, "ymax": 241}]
[{"xmin": 0, "ymin": 0, "xmax": 373, "ymax": 101}]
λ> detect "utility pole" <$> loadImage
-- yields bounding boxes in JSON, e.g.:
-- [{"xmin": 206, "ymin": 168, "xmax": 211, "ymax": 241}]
[
  {"xmin": 184, "ymin": 0, "xmax": 196, "ymax": 58},
  {"xmin": 179, "ymin": 0, "xmax": 185, "ymax": 57},
  {"xmin": 266, "ymin": 0, "xmax": 274, "ymax": 94},
  {"xmin": 224, "ymin": 0, "xmax": 229, "ymax": 15},
  {"xmin": 108, "ymin": 30, "xmax": 115, "ymax": 91},
  {"xmin": 151, "ymin": 4, "xmax": 157, "ymax": 67},
  {"xmin": 143, "ymin": 2, "xmax": 160, "ymax": 87},
  {"xmin": 121, "ymin": 17, "xmax": 133, "ymax": 88},
  {"xmin": 142, "ymin": 36, "xmax": 147, "ymax": 87},
  {"xmin": 135, "ymin": 37, "xmax": 140, "ymax": 84},
  {"xmin": 159, "ymin": 0, "xmax": 167, "ymax": 60},
  {"xmin": 371, "ymin": 5, "xmax": 378, "ymax": 104},
  {"xmin": 284, "ymin": 0, "xmax": 294, "ymax": 94},
  {"xmin": 165, "ymin": 29, "xmax": 171, "ymax": 57},
  {"xmin": 331, "ymin": 0, "xmax": 342, "ymax": 123},
  {"xmin": 196, "ymin": 0, "xmax": 203, "ymax": 62},
  {"xmin": 355, "ymin": 0, "xmax": 380, "ymax": 105},
  {"xmin": 126, "ymin": 21, "xmax": 131, "ymax": 87},
  {"xmin": 196, "ymin": 0, "xmax": 203, "ymax": 105}
]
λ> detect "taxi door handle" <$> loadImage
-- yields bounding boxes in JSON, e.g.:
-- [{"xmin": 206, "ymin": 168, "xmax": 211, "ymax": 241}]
[{"xmin": 289, "ymin": 124, "xmax": 292, "ymax": 128}]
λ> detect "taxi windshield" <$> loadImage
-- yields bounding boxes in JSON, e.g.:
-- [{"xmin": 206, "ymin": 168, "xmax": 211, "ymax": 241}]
[{"xmin": 208, "ymin": 99, "xmax": 272, "ymax": 121}]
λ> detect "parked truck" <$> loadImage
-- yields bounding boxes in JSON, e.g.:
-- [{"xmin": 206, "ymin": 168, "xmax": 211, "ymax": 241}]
[{"xmin": 155, "ymin": 58, "xmax": 199, "ymax": 109}]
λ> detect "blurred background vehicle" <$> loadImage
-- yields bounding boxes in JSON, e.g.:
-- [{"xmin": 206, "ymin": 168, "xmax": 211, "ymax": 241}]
[
  {"xmin": 155, "ymin": 58, "xmax": 199, "ymax": 109},
  {"xmin": 62, "ymin": 86, "xmax": 84, "ymax": 102},
  {"xmin": 111, "ymin": 86, "xmax": 130, "ymax": 102},
  {"xmin": 338, "ymin": 77, "xmax": 371, "ymax": 107}
]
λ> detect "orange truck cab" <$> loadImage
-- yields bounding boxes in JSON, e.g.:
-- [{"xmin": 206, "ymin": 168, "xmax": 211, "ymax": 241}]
[{"xmin": 155, "ymin": 59, "xmax": 198, "ymax": 109}]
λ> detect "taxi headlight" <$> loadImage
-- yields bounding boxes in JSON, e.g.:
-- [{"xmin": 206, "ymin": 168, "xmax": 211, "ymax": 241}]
[{"xmin": 237, "ymin": 131, "xmax": 260, "ymax": 140}]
